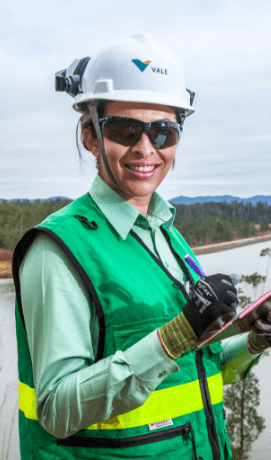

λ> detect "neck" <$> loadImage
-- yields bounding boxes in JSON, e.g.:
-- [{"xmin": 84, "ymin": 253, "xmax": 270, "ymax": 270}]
[
  {"xmin": 125, "ymin": 195, "xmax": 151, "ymax": 217},
  {"xmin": 114, "ymin": 189, "xmax": 151, "ymax": 216},
  {"xmin": 98, "ymin": 173, "xmax": 152, "ymax": 216}
]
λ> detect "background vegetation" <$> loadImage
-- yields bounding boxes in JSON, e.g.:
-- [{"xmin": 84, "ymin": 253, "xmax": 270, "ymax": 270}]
[
  {"xmin": 0, "ymin": 199, "xmax": 270, "ymax": 251},
  {"xmin": 173, "ymin": 200, "xmax": 271, "ymax": 224},
  {"xmin": 0, "ymin": 199, "xmax": 71, "ymax": 250}
]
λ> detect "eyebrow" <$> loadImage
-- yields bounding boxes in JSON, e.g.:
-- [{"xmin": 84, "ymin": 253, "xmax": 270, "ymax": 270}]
[{"xmin": 150, "ymin": 117, "xmax": 175, "ymax": 122}]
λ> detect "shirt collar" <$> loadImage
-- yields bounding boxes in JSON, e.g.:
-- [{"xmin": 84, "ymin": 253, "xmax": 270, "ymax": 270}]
[{"xmin": 88, "ymin": 174, "xmax": 176, "ymax": 240}]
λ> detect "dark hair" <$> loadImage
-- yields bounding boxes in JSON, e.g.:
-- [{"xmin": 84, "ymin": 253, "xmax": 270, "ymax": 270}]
[{"xmin": 75, "ymin": 101, "xmax": 185, "ymax": 170}]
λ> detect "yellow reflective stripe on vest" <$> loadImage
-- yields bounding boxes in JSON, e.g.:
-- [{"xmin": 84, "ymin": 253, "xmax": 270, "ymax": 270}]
[
  {"xmin": 207, "ymin": 372, "xmax": 223, "ymax": 406},
  {"xmin": 19, "ymin": 373, "xmax": 223, "ymax": 430},
  {"xmin": 19, "ymin": 381, "xmax": 38, "ymax": 421}
]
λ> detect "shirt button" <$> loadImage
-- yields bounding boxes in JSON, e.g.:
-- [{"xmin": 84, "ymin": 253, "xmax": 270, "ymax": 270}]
[{"xmin": 159, "ymin": 371, "xmax": 166, "ymax": 378}]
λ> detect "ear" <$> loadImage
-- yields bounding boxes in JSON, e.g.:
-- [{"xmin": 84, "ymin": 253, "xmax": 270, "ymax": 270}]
[{"xmin": 83, "ymin": 128, "xmax": 100, "ymax": 158}]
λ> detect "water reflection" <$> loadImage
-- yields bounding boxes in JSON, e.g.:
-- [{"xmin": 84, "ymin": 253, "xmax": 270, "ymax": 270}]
[{"xmin": 0, "ymin": 279, "xmax": 19, "ymax": 460}]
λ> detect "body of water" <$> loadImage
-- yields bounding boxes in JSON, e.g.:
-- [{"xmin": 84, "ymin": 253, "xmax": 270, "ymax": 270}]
[
  {"xmin": 198, "ymin": 240, "xmax": 271, "ymax": 460},
  {"xmin": 0, "ymin": 239, "xmax": 270, "ymax": 459}
]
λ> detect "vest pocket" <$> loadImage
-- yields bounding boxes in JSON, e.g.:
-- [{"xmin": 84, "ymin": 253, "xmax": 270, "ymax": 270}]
[
  {"xmin": 208, "ymin": 341, "xmax": 224, "ymax": 354},
  {"xmin": 206, "ymin": 341, "xmax": 224, "ymax": 377},
  {"xmin": 57, "ymin": 422, "xmax": 199, "ymax": 456}
]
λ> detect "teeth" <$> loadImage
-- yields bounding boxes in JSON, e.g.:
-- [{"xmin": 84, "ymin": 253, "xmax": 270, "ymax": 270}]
[{"xmin": 128, "ymin": 165, "xmax": 156, "ymax": 172}]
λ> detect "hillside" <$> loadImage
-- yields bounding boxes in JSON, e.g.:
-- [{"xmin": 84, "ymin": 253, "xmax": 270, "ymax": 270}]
[
  {"xmin": 2, "ymin": 195, "xmax": 271, "ymax": 207},
  {"xmin": 170, "ymin": 195, "xmax": 271, "ymax": 206}
]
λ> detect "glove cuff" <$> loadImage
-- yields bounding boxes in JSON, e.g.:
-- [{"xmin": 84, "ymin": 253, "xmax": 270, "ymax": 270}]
[
  {"xmin": 233, "ymin": 317, "xmax": 250, "ymax": 333},
  {"xmin": 159, "ymin": 312, "xmax": 197, "ymax": 360},
  {"xmin": 247, "ymin": 331, "xmax": 270, "ymax": 354}
]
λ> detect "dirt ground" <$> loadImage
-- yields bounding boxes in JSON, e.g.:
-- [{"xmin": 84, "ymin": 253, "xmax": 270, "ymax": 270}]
[
  {"xmin": 0, "ymin": 248, "xmax": 13, "ymax": 279},
  {"xmin": 192, "ymin": 231, "xmax": 271, "ymax": 255},
  {"xmin": 1, "ymin": 227, "xmax": 271, "ymax": 278}
]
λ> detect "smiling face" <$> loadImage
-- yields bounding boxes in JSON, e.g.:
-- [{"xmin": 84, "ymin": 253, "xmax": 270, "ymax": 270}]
[{"xmin": 83, "ymin": 101, "xmax": 180, "ymax": 214}]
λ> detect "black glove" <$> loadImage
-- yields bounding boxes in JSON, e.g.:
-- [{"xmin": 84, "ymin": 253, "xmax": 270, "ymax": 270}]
[
  {"xmin": 252, "ymin": 306, "xmax": 271, "ymax": 342},
  {"xmin": 247, "ymin": 301, "xmax": 271, "ymax": 353},
  {"xmin": 183, "ymin": 274, "xmax": 238, "ymax": 339}
]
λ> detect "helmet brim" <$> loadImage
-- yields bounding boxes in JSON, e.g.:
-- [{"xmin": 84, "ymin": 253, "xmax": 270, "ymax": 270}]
[{"xmin": 73, "ymin": 90, "xmax": 195, "ymax": 116}]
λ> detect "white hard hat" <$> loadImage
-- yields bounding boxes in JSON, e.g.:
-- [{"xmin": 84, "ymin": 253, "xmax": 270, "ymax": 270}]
[{"xmin": 55, "ymin": 33, "xmax": 195, "ymax": 116}]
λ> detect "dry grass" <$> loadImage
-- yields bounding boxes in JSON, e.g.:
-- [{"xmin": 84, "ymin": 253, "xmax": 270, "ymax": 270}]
[{"xmin": 0, "ymin": 249, "xmax": 13, "ymax": 278}]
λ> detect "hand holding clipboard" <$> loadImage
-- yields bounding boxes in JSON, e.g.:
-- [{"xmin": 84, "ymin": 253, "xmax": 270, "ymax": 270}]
[{"xmin": 184, "ymin": 255, "xmax": 271, "ymax": 349}]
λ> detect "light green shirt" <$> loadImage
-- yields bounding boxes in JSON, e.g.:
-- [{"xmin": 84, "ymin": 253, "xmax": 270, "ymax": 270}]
[{"xmin": 19, "ymin": 174, "xmax": 262, "ymax": 439}]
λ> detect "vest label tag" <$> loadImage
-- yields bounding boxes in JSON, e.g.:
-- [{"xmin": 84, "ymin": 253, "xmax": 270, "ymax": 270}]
[{"xmin": 148, "ymin": 419, "xmax": 173, "ymax": 431}]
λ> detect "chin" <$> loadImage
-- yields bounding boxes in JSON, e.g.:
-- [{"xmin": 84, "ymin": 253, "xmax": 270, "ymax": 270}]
[{"xmin": 125, "ymin": 182, "xmax": 157, "ymax": 197}]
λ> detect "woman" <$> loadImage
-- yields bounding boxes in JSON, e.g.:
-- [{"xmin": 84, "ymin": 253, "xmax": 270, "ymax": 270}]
[{"xmin": 13, "ymin": 33, "xmax": 271, "ymax": 460}]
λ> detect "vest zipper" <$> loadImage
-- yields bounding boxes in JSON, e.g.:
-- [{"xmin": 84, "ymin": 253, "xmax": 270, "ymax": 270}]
[
  {"xmin": 196, "ymin": 349, "xmax": 220, "ymax": 460},
  {"xmin": 58, "ymin": 422, "xmax": 196, "ymax": 454}
]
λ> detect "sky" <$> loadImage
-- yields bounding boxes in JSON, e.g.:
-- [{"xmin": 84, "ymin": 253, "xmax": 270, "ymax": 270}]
[{"xmin": 1, "ymin": 0, "xmax": 271, "ymax": 201}]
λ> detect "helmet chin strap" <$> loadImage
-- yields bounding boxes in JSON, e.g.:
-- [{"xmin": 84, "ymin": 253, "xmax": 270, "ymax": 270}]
[
  {"xmin": 88, "ymin": 104, "xmax": 120, "ymax": 188},
  {"xmin": 88, "ymin": 104, "xmax": 136, "ymax": 197}
]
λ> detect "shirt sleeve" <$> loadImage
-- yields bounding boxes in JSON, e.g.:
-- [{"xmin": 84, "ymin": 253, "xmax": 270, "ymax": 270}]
[
  {"xmin": 220, "ymin": 333, "xmax": 263, "ymax": 385},
  {"xmin": 19, "ymin": 233, "xmax": 179, "ymax": 439}
]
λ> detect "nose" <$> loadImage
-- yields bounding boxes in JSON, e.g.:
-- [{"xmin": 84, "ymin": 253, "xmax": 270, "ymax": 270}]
[{"xmin": 131, "ymin": 132, "xmax": 156, "ymax": 156}]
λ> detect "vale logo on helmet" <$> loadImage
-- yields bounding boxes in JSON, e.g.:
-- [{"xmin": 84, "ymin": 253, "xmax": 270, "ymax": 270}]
[{"xmin": 132, "ymin": 59, "xmax": 168, "ymax": 75}]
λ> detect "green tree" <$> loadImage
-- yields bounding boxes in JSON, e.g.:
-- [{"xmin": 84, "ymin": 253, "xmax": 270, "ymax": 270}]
[
  {"xmin": 224, "ymin": 373, "xmax": 265, "ymax": 460},
  {"xmin": 260, "ymin": 248, "xmax": 271, "ymax": 295},
  {"xmin": 238, "ymin": 273, "xmax": 266, "ymax": 303},
  {"xmin": 260, "ymin": 222, "xmax": 269, "ymax": 232},
  {"xmin": 223, "ymin": 248, "xmax": 271, "ymax": 459},
  {"xmin": 0, "ymin": 199, "xmax": 72, "ymax": 250}
]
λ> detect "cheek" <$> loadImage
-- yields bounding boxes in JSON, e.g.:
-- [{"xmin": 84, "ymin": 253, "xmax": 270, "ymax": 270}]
[
  {"xmin": 161, "ymin": 149, "xmax": 176, "ymax": 170},
  {"xmin": 103, "ymin": 139, "xmax": 127, "ymax": 164}
]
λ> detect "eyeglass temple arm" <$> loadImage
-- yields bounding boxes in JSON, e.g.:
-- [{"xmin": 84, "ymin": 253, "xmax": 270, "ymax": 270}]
[{"xmin": 88, "ymin": 105, "xmax": 120, "ymax": 187}]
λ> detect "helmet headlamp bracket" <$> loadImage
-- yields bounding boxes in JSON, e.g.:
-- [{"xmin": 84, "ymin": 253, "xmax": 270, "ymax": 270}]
[
  {"xmin": 55, "ymin": 69, "xmax": 67, "ymax": 92},
  {"xmin": 55, "ymin": 57, "xmax": 90, "ymax": 97}
]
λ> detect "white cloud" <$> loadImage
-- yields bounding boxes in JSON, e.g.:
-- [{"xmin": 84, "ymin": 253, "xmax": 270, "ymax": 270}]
[{"xmin": 1, "ymin": 0, "xmax": 271, "ymax": 199}]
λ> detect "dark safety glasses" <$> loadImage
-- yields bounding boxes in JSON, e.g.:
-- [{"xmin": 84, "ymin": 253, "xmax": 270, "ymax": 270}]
[{"xmin": 98, "ymin": 116, "xmax": 181, "ymax": 149}]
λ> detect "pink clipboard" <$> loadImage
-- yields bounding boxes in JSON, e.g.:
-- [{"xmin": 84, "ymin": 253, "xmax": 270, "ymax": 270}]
[{"xmin": 193, "ymin": 289, "xmax": 271, "ymax": 349}]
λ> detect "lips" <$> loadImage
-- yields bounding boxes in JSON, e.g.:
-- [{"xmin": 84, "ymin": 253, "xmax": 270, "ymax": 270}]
[{"xmin": 124, "ymin": 163, "xmax": 159, "ymax": 179}]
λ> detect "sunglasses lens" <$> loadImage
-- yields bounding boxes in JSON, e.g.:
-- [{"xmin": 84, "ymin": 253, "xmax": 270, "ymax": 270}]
[
  {"xmin": 102, "ymin": 119, "xmax": 143, "ymax": 146},
  {"xmin": 150, "ymin": 124, "xmax": 179, "ymax": 149},
  {"xmin": 101, "ymin": 118, "xmax": 180, "ymax": 149}
]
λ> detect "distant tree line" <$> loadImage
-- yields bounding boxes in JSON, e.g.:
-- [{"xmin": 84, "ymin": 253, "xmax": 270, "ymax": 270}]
[
  {"xmin": 0, "ymin": 199, "xmax": 270, "ymax": 251},
  {"xmin": 174, "ymin": 216, "xmax": 259, "ymax": 247},
  {"xmin": 172, "ymin": 201, "xmax": 271, "ymax": 247},
  {"xmin": 0, "ymin": 199, "xmax": 72, "ymax": 251},
  {"xmin": 173, "ymin": 200, "xmax": 271, "ymax": 225}
]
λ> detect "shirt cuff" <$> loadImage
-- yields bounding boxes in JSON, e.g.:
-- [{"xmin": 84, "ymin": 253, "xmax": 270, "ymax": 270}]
[
  {"xmin": 220, "ymin": 333, "xmax": 263, "ymax": 384},
  {"xmin": 123, "ymin": 329, "xmax": 179, "ymax": 392}
]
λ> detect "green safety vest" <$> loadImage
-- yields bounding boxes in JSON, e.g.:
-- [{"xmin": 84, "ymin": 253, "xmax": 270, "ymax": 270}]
[{"xmin": 12, "ymin": 192, "xmax": 233, "ymax": 460}]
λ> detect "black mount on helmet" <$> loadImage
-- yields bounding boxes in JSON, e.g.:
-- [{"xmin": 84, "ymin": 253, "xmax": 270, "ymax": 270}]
[
  {"xmin": 55, "ymin": 57, "xmax": 90, "ymax": 97},
  {"xmin": 186, "ymin": 89, "xmax": 196, "ymax": 106}
]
